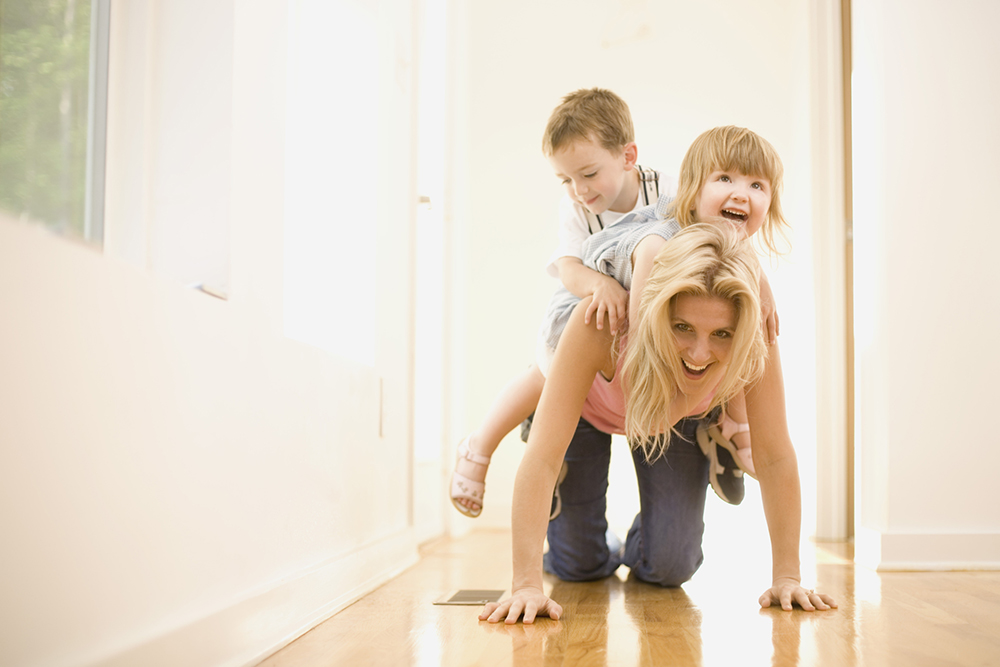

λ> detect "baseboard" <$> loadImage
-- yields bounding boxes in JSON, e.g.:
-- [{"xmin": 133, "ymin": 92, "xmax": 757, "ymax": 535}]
[
  {"xmin": 91, "ymin": 529, "xmax": 419, "ymax": 667},
  {"xmin": 855, "ymin": 527, "xmax": 1000, "ymax": 571}
]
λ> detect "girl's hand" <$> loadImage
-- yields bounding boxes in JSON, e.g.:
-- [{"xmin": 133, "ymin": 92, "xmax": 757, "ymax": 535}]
[
  {"xmin": 759, "ymin": 577, "xmax": 837, "ymax": 611},
  {"xmin": 479, "ymin": 587, "xmax": 563, "ymax": 624},
  {"xmin": 759, "ymin": 271, "xmax": 779, "ymax": 345},
  {"xmin": 585, "ymin": 275, "xmax": 629, "ymax": 334}
]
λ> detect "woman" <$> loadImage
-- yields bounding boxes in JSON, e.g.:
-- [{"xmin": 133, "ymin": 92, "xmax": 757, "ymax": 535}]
[{"xmin": 480, "ymin": 223, "xmax": 836, "ymax": 624}]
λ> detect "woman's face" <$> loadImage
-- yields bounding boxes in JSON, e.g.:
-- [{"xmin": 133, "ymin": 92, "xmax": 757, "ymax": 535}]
[{"xmin": 671, "ymin": 294, "xmax": 736, "ymax": 394}]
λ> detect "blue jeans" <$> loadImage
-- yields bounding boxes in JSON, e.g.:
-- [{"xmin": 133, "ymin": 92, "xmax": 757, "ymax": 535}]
[{"xmin": 543, "ymin": 416, "xmax": 709, "ymax": 586}]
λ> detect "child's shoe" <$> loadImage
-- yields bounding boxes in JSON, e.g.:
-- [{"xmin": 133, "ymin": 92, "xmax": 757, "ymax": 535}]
[
  {"xmin": 450, "ymin": 437, "xmax": 491, "ymax": 518},
  {"xmin": 549, "ymin": 461, "xmax": 569, "ymax": 520},
  {"xmin": 696, "ymin": 421, "xmax": 752, "ymax": 505}
]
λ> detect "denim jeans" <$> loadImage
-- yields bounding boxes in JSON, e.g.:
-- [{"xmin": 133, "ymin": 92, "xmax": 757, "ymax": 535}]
[{"xmin": 542, "ymin": 416, "xmax": 709, "ymax": 586}]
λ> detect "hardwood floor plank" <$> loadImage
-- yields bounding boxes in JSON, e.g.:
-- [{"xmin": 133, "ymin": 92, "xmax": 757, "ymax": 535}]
[{"xmin": 256, "ymin": 530, "xmax": 1000, "ymax": 667}]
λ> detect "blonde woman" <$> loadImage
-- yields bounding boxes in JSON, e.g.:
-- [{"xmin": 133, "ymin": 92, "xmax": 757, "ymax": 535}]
[{"xmin": 480, "ymin": 223, "xmax": 837, "ymax": 623}]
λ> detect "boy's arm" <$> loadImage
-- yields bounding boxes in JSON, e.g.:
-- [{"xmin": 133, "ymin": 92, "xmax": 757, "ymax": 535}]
[{"xmin": 554, "ymin": 257, "xmax": 628, "ymax": 334}]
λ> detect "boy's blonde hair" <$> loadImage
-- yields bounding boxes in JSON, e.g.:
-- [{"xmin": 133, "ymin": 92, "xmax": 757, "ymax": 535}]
[
  {"xmin": 667, "ymin": 126, "xmax": 788, "ymax": 255},
  {"xmin": 619, "ymin": 223, "xmax": 768, "ymax": 461},
  {"xmin": 542, "ymin": 88, "xmax": 635, "ymax": 156}
]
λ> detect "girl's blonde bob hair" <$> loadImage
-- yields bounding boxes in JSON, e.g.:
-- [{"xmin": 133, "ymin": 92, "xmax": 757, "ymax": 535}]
[
  {"xmin": 667, "ymin": 126, "xmax": 788, "ymax": 256},
  {"xmin": 619, "ymin": 223, "xmax": 768, "ymax": 461}
]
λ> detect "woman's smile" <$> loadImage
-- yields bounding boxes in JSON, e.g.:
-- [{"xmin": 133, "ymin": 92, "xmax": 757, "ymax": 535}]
[
  {"xmin": 672, "ymin": 294, "xmax": 736, "ymax": 388},
  {"xmin": 681, "ymin": 358, "xmax": 710, "ymax": 378}
]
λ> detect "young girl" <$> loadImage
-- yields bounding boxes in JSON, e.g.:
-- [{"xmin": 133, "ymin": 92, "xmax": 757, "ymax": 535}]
[
  {"xmin": 480, "ymin": 224, "xmax": 835, "ymax": 622},
  {"xmin": 451, "ymin": 125, "xmax": 786, "ymax": 516}
]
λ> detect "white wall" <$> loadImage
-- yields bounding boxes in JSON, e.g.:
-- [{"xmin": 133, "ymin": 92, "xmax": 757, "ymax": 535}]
[
  {"xmin": 0, "ymin": 1, "xmax": 418, "ymax": 666},
  {"xmin": 852, "ymin": 0, "xmax": 1000, "ymax": 569},
  {"xmin": 448, "ymin": 0, "xmax": 831, "ymax": 540}
]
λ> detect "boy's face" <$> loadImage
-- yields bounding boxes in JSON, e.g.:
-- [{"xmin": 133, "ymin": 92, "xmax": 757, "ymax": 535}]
[
  {"xmin": 549, "ymin": 136, "xmax": 638, "ymax": 215},
  {"xmin": 695, "ymin": 170, "xmax": 772, "ymax": 238}
]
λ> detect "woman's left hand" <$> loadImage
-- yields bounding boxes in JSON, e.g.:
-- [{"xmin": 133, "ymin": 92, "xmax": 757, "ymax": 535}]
[{"xmin": 759, "ymin": 577, "xmax": 837, "ymax": 611}]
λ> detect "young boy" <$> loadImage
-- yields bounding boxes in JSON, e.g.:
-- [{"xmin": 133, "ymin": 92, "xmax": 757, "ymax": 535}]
[{"xmin": 451, "ymin": 88, "xmax": 676, "ymax": 518}]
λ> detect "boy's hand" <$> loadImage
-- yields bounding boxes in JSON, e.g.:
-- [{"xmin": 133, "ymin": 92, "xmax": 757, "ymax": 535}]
[
  {"xmin": 759, "ymin": 272, "xmax": 779, "ymax": 345},
  {"xmin": 585, "ymin": 275, "xmax": 629, "ymax": 334}
]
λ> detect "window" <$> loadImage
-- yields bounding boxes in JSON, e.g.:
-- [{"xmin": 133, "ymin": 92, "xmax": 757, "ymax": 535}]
[
  {"xmin": 0, "ymin": 0, "xmax": 110, "ymax": 242},
  {"xmin": 283, "ymin": 0, "xmax": 381, "ymax": 366}
]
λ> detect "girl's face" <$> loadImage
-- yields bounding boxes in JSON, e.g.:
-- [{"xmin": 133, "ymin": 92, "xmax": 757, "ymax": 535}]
[
  {"xmin": 671, "ymin": 294, "xmax": 736, "ymax": 395},
  {"xmin": 695, "ymin": 170, "xmax": 772, "ymax": 238}
]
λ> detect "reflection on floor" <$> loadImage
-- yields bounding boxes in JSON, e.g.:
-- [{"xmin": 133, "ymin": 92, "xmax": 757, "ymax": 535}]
[{"xmin": 257, "ymin": 526, "xmax": 1000, "ymax": 667}]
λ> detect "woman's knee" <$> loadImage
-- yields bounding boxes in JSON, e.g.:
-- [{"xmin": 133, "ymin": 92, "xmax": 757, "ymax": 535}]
[
  {"xmin": 625, "ymin": 517, "xmax": 705, "ymax": 587},
  {"xmin": 636, "ymin": 549, "xmax": 703, "ymax": 587}
]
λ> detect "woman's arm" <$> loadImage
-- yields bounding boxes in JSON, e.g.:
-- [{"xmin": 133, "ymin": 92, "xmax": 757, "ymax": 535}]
[
  {"xmin": 745, "ymin": 343, "xmax": 836, "ymax": 611},
  {"xmin": 480, "ymin": 298, "xmax": 615, "ymax": 624}
]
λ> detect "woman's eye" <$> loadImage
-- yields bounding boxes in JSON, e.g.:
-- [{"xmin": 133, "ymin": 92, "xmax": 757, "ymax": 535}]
[
  {"xmin": 673, "ymin": 323, "xmax": 690, "ymax": 333},
  {"xmin": 714, "ymin": 330, "xmax": 732, "ymax": 339}
]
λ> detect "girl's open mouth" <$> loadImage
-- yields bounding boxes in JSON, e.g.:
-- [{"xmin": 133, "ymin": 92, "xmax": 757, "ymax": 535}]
[{"xmin": 721, "ymin": 209, "xmax": 748, "ymax": 222}]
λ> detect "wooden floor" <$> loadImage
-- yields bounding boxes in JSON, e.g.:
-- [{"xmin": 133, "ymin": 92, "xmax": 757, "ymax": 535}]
[{"xmin": 258, "ymin": 529, "xmax": 1000, "ymax": 667}]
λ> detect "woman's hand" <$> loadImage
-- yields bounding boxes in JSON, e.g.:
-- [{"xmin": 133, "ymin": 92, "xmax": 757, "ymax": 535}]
[
  {"xmin": 759, "ymin": 577, "xmax": 837, "ymax": 611},
  {"xmin": 479, "ymin": 587, "xmax": 563, "ymax": 624}
]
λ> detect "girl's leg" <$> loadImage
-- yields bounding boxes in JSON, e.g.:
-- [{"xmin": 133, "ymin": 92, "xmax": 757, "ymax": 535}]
[
  {"xmin": 722, "ymin": 389, "xmax": 754, "ymax": 475},
  {"xmin": 452, "ymin": 364, "xmax": 545, "ymax": 515},
  {"xmin": 696, "ymin": 391, "xmax": 755, "ymax": 506},
  {"xmin": 624, "ymin": 417, "xmax": 710, "ymax": 586}
]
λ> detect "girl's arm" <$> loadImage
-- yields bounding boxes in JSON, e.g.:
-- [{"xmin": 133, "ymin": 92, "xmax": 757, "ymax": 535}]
[
  {"xmin": 759, "ymin": 270, "xmax": 780, "ymax": 345},
  {"xmin": 480, "ymin": 298, "xmax": 615, "ymax": 624},
  {"xmin": 628, "ymin": 234, "xmax": 667, "ymax": 321},
  {"xmin": 745, "ymin": 343, "xmax": 836, "ymax": 611}
]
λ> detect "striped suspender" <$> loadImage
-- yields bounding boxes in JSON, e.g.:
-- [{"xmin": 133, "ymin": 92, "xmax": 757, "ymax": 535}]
[
  {"xmin": 582, "ymin": 166, "xmax": 660, "ymax": 234},
  {"xmin": 639, "ymin": 166, "xmax": 659, "ymax": 205},
  {"xmin": 586, "ymin": 212, "xmax": 604, "ymax": 234}
]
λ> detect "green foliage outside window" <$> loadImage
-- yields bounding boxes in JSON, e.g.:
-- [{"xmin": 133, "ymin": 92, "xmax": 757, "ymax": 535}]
[{"xmin": 0, "ymin": 0, "xmax": 93, "ymax": 236}]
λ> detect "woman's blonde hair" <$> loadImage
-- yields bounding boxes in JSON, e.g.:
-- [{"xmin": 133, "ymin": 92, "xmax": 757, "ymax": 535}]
[
  {"xmin": 667, "ymin": 126, "xmax": 788, "ymax": 256},
  {"xmin": 619, "ymin": 223, "xmax": 768, "ymax": 461}
]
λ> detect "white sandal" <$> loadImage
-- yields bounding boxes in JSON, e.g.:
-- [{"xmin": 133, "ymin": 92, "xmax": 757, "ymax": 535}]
[{"xmin": 450, "ymin": 437, "xmax": 491, "ymax": 518}]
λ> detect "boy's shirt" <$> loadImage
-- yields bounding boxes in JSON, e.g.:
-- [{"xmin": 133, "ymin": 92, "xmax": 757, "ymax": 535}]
[{"xmin": 545, "ymin": 169, "xmax": 677, "ymax": 277}]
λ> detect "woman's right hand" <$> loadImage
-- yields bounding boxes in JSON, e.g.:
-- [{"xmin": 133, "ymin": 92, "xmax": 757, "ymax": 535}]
[{"xmin": 479, "ymin": 587, "xmax": 563, "ymax": 624}]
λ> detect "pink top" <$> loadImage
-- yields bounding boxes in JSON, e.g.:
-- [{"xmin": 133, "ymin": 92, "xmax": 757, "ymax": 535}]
[
  {"xmin": 580, "ymin": 337, "xmax": 716, "ymax": 435},
  {"xmin": 579, "ymin": 367, "xmax": 629, "ymax": 435}
]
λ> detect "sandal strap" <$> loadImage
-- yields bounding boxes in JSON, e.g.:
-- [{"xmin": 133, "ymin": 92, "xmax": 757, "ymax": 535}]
[
  {"xmin": 720, "ymin": 414, "xmax": 750, "ymax": 440},
  {"xmin": 459, "ymin": 438, "xmax": 491, "ymax": 466}
]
